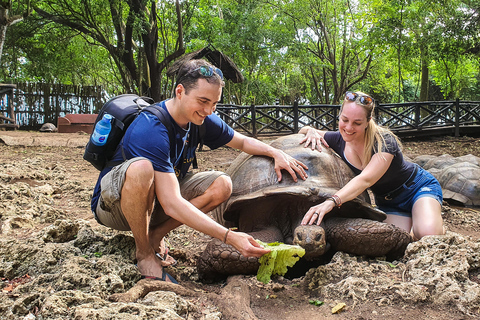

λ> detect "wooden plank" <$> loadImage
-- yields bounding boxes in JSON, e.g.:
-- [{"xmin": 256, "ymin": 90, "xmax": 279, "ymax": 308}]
[
  {"xmin": 0, "ymin": 123, "xmax": 20, "ymax": 129},
  {"xmin": 0, "ymin": 114, "xmax": 15, "ymax": 122}
]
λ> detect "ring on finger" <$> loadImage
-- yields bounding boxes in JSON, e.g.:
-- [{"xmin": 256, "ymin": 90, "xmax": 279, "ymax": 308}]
[{"xmin": 313, "ymin": 212, "xmax": 318, "ymax": 217}]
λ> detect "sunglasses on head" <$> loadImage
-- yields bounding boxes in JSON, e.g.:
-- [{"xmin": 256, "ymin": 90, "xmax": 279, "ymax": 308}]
[
  {"xmin": 194, "ymin": 66, "xmax": 224, "ymax": 79},
  {"xmin": 176, "ymin": 65, "xmax": 224, "ymax": 86},
  {"xmin": 344, "ymin": 91, "xmax": 374, "ymax": 106}
]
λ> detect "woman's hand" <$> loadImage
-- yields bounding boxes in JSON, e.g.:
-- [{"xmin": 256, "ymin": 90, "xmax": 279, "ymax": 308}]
[
  {"xmin": 299, "ymin": 127, "xmax": 329, "ymax": 151},
  {"xmin": 301, "ymin": 200, "xmax": 336, "ymax": 225}
]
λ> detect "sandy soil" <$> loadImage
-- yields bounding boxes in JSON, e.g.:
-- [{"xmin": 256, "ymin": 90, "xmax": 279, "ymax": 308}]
[{"xmin": 1, "ymin": 131, "xmax": 480, "ymax": 320}]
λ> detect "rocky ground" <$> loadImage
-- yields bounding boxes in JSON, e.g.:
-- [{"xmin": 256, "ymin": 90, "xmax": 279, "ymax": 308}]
[{"xmin": 0, "ymin": 131, "xmax": 480, "ymax": 320}]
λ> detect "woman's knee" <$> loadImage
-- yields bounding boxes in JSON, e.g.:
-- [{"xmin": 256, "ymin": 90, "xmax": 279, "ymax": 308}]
[
  {"xmin": 412, "ymin": 197, "xmax": 444, "ymax": 239},
  {"xmin": 411, "ymin": 215, "xmax": 444, "ymax": 239}
]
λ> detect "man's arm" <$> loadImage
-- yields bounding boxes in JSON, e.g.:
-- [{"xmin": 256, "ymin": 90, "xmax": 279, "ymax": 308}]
[
  {"xmin": 225, "ymin": 131, "xmax": 308, "ymax": 182},
  {"xmin": 154, "ymin": 171, "xmax": 270, "ymax": 257}
]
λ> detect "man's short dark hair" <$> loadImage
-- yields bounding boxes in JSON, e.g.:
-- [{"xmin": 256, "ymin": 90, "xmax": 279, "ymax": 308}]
[{"xmin": 173, "ymin": 59, "xmax": 225, "ymax": 97}]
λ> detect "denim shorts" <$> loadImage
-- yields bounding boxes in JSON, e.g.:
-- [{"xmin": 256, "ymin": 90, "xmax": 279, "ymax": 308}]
[{"xmin": 374, "ymin": 166, "xmax": 443, "ymax": 217}]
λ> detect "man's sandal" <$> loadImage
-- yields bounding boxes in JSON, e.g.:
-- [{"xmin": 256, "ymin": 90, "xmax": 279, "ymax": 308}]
[
  {"xmin": 140, "ymin": 267, "xmax": 178, "ymax": 284},
  {"xmin": 155, "ymin": 247, "xmax": 177, "ymax": 267}
]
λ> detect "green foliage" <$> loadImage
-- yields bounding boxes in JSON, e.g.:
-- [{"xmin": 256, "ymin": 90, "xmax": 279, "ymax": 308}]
[
  {"xmin": 2, "ymin": 0, "xmax": 480, "ymax": 102},
  {"xmin": 256, "ymin": 240, "xmax": 305, "ymax": 284},
  {"xmin": 5, "ymin": 20, "xmax": 117, "ymax": 90},
  {"xmin": 309, "ymin": 299, "xmax": 325, "ymax": 306}
]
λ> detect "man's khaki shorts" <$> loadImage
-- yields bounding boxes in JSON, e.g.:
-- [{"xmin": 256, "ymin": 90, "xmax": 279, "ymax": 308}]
[{"xmin": 95, "ymin": 157, "xmax": 226, "ymax": 231}]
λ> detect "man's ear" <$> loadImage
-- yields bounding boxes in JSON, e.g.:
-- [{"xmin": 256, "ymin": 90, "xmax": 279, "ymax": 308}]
[{"xmin": 175, "ymin": 84, "xmax": 185, "ymax": 98}]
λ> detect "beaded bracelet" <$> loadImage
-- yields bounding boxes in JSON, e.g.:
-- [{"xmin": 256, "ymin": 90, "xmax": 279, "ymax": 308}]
[
  {"xmin": 223, "ymin": 227, "xmax": 238, "ymax": 243},
  {"xmin": 328, "ymin": 194, "xmax": 342, "ymax": 207}
]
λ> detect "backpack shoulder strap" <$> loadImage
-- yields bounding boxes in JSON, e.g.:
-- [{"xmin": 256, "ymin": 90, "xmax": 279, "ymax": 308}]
[
  {"xmin": 114, "ymin": 104, "xmax": 176, "ymax": 164},
  {"xmin": 126, "ymin": 104, "xmax": 204, "ymax": 172},
  {"xmin": 143, "ymin": 105, "xmax": 175, "ymax": 143}
]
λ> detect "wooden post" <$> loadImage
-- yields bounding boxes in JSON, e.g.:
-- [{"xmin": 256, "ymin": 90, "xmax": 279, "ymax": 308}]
[
  {"xmin": 455, "ymin": 98, "xmax": 460, "ymax": 137},
  {"xmin": 333, "ymin": 106, "xmax": 338, "ymax": 131},
  {"xmin": 293, "ymin": 101, "xmax": 299, "ymax": 133},
  {"xmin": 415, "ymin": 104, "xmax": 421, "ymax": 130},
  {"xmin": 251, "ymin": 104, "xmax": 257, "ymax": 138},
  {"xmin": 0, "ymin": 84, "xmax": 18, "ymax": 130},
  {"xmin": 8, "ymin": 85, "xmax": 15, "ymax": 123}
]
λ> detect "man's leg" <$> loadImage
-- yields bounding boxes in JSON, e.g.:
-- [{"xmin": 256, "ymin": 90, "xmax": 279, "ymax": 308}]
[
  {"xmin": 148, "ymin": 173, "xmax": 232, "ymax": 258},
  {"xmin": 119, "ymin": 159, "xmax": 175, "ymax": 281}
]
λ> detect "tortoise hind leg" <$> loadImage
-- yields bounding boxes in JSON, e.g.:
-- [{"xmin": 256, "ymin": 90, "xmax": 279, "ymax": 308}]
[{"xmin": 325, "ymin": 217, "xmax": 412, "ymax": 260}]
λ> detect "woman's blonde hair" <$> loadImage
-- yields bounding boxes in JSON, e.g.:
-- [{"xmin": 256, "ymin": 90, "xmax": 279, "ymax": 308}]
[{"xmin": 340, "ymin": 91, "xmax": 402, "ymax": 164}]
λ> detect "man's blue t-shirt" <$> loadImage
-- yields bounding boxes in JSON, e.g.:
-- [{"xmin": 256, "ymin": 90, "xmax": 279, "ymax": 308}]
[
  {"xmin": 90, "ymin": 99, "xmax": 235, "ymax": 213},
  {"xmin": 323, "ymin": 131, "xmax": 415, "ymax": 195}
]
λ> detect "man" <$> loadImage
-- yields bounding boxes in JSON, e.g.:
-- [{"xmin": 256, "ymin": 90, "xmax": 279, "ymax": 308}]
[{"xmin": 90, "ymin": 59, "xmax": 308, "ymax": 283}]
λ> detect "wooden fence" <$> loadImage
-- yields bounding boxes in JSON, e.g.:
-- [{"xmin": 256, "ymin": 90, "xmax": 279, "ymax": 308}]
[
  {"xmin": 1, "ymin": 83, "xmax": 479, "ymax": 138},
  {"xmin": 1, "ymin": 83, "xmax": 104, "ymax": 130},
  {"xmin": 0, "ymin": 84, "xmax": 18, "ymax": 129},
  {"xmin": 216, "ymin": 100, "xmax": 480, "ymax": 138}
]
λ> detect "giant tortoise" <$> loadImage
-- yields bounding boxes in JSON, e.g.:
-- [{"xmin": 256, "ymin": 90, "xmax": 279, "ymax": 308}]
[
  {"xmin": 197, "ymin": 134, "xmax": 412, "ymax": 279},
  {"xmin": 39, "ymin": 123, "xmax": 58, "ymax": 132},
  {"xmin": 413, "ymin": 154, "xmax": 480, "ymax": 207}
]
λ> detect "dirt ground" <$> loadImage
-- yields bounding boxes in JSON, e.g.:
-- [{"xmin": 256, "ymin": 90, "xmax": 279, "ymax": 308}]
[{"xmin": 1, "ymin": 131, "xmax": 480, "ymax": 320}]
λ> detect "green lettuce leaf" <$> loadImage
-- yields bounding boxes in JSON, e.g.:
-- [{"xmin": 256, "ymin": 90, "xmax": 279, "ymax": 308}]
[{"xmin": 256, "ymin": 241, "xmax": 305, "ymax": 284}]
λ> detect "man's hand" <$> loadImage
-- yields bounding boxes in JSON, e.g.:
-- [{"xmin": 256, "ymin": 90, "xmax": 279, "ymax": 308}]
[
  {"xmin": 226, "ymin": 132, "xmax": 308, "ymax": 183},
  {"xmin": 272, "ymin": 150, "xmax": 308, "ymax": 182},
  {"xmin": 227, "ymin": 230, "xmax": 271, "ymax": 257}
]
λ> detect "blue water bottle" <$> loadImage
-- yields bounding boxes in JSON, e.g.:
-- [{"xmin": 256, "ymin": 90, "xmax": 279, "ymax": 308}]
[{"xmin": 91, "ymin": 114, "xmax": 112, "ymax": 146}]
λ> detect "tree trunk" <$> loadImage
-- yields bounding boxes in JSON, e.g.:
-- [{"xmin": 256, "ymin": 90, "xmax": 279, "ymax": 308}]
[
  {"xmin": 419, "ymin": 45, "xmax": 429, "ymax": 101},
  {"xmin": 0, "ymin": 1, "xmax": 30, "ymax": 65},
  {"xmin": 0, "ymin": 24, "xmax": 7, "ymax": 64},
  {"xmin": 138, "ymin": 0, "xmax": 184, "ymax": 101}
]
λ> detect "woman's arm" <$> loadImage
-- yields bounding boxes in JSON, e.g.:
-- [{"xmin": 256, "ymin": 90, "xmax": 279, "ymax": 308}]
[{"xmin": 302, "ymin": 152, "xmax": 394, "ymax": 225}]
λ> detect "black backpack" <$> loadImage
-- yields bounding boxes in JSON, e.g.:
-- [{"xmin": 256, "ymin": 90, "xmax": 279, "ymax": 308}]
[{"xmin": 83, "ymin": 94, "xmax": 203, "ymax": 171}]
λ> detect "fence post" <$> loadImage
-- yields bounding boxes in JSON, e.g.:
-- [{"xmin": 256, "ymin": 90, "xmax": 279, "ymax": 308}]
[
  {"xmin": 251, "ymin": 104, "xmax": 257, "ymax": 138},
  {"xmin": 333, "ymin": 106, "xmax": 338, "ymax": 131},
  {"xmin": 454, "ymin": 98, "xmax": 460, "ymax": 137},
  {"xmin": 293, "ymin": 101, "xmax": 299, "ymax": 133},
  {"xmin": 415, "ymin": 104, "xmax": 420, "ymax": 130},
  {"xmin": 8, "ymin": 85, "xmax": 15, "ymax": 124}
]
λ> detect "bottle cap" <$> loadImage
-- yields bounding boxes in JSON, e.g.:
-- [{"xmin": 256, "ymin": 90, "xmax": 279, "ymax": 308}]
[{"xmin": 103, "ymin": 114, "xmax": 113, "ymax": 120}]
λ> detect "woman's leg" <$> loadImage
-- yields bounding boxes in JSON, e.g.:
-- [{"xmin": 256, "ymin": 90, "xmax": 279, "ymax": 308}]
[
  {"xmin": 384, "ymin": 214, "xmax": 412, "ymax": 233},
  {"xmin": 411, "ymin": 197, "xmax": 445, "ymax": 240}
]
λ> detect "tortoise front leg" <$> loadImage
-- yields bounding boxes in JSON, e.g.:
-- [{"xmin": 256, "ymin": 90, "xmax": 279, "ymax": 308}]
[
  {"xmin": 325, "ymin": 217, "xmax": 412, "ymax": 260},
  {"xmin": 197, "ymin": 226, "xmax": 283, "ymax": 281}
]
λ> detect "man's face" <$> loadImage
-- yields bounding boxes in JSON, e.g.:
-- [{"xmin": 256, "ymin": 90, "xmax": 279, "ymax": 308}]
[{"xmin": 177, "ymin": 78, "xmax": 222, "ymax": 126}]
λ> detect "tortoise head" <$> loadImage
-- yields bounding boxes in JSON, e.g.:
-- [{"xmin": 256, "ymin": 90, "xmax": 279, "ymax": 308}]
[{"xmin": 293, "ymin": 224, "xmax": 327, "ymax": 259}]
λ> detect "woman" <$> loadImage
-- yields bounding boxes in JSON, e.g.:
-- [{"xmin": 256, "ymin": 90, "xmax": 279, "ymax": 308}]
[{"xmin": 299, "ymin": 91, "xmax": 444, "ymax": 241}]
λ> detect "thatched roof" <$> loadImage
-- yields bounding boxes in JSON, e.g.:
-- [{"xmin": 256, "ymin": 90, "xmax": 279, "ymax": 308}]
[{"xmin": 167, "ymin": 46, "xmax": 244, "ymax": 83}]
